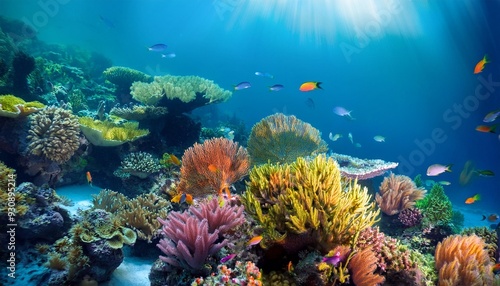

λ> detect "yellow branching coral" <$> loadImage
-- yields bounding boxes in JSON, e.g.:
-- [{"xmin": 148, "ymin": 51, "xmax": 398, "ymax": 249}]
[
  {"xmin": 0, "ymin": 161, "xmax": 29, "ymax": 216},
  {"xmin": 242, "ymin": 155, "xmax": 379, "ymax": 253},
  {"xmin": 92, "ymin": 189, "xmax": 171, "ymax": 242},
  {"xmin": 0, "ymin": 94, "xmax": 45, "ymax": 118},
  {"xmin": 375, "ymin": 173, "xmax": 426, "ymax": 215},
  {"xmin": 435, "ymin": 234, "xmax": 494, "ymax": 286},
  {"xmin": 78, "ymin": 116, "xmax": 149, "ymax": 146},
  {"xmin": 26, "ymin": 106, "xmax": 80, "ymax": 163},
  {"xmin": 247, "ymin": 113, "xmax": 328, "ymax": 165},
  {"xmin": 130, "ymin": 74, "xmax": 231, "ymax": 105}
]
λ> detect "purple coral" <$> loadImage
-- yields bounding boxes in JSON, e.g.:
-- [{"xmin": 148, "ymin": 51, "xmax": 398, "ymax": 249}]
[
  {"xmin": 398, "ymin": 208, "xmax": 423, "ymax": 227},
  {"xmin": 156, "ymin": 198, "xmax": 245, "ymax": 273}
]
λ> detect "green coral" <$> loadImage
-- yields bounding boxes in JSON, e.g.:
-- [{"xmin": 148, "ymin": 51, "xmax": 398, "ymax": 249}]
[
  {"xmin": 413, "ymin": 174, "xmax": 423, "ymax": 188},
  {"xmin": 241, "ymin": 154, "xmax": 379, "ymax": 253},
  {"xmin": 416, "ymin": 183, "xmax": 453, "ymax": 225},
  {"xmin": 247, "ymin": 113, "xmax": 328, "ymax": 165},
  {"xmin": 78, "ymin": 116, "xmax": 149, "ymax": 146},
  {"xmin": 103, "ymin": 66, "xmax": 152, "ymax": 93},
  {"xmin": 130, "ymin": 74, "xmax": 231, "ymax": 105},
  {"xmin": 0, "ymin": 94, "xmax": 45, "ymax": 117}
]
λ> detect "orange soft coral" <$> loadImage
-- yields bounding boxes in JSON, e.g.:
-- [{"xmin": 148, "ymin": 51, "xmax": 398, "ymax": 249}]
[{"xmin": 178, "ymin": 138, "xmax": 249, "ymax": 197}]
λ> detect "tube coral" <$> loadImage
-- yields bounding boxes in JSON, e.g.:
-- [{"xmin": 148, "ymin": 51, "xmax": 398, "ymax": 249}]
[
  {"xmin": 375, "ymin": 173, "xmax": 426, "ymax": 215},
  {"xmin": 247, "ymin": 113, "xmax": 328, "ymax": 165},
  {"xmin": 435, "ymin": 235, "xmax": 494, "ymax": 286},
  {"xmin": 26, "ymin": 106, "xmax": 80, "ymax": 164},
  {"xmin": 178, "ymin": 137, "xmax": 249, "ymax": 197}
]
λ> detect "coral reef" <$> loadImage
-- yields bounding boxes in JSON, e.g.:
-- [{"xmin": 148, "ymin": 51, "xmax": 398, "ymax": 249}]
[
  {"xmin": 178, "ymin": 137, "xmax": 249, "ymax": 197},
  {"xmin": 110, "ymin": 104, "xmax": 168, "ymax": 121},
  {"xmin": 156, "ymin": 197, "xmax": 245, "ymax": 275},
  {"xmin": 242, "ymin": 154, "xmax": 380, "ymax": 254},
  {"xmin": 329, "ymin": 153, "xmax": 399, "ymax": 180},
  {"xmin": 78, "ymin": 116, "xmax": 149, "ymax": 146},
  {"xmin": 398, "ymin": 208, "xmax": 423, "ymax": 227},
  {"xmin": 375, "ymin": 174, "xmax": 426, "ymax": 216},
  {"xmin": 193, "ymin": 261, "xmax": 262, "ymax": 286},
  {"xmin": 92, "ymin": 189, "xmax": 171, "ymax": 242},
  {"xmin": 348, "ymin": 247, "xmax": 385, "ymax": 286},
  {"xmin": 26, "ymin": 106, "xmax": 80, "ymax": 164},
  {"xmin": 435, "ymin": 234, "xmax": 494, "ymax": 285},
  {"xmin": 15, "ymin": 183, "xmax": 72, "ymax": 242},
  {"xmin": 0, "ymin": 94, "xmax": 44, "ymax": 118},
  {"xmin": 0, "ymin": 161, "xmax": 29, "ymax": 216},
  {"xmin": 416, "ymin": 183, "xmax": 453, "ymax": 225},
  {"xmin": 461, "ymin": 227, "xmax": 498, "ymax": 263},
  {"xmin": 103, "ymin": 66, "xmax": 151, "ymax": 91},
  {"xmin": 247, "ymin": 113, "xmax": 328, "ymax": 165},
  {"xmin": 131, "ymin": 74, "xmax": 231, "ymax": 107},
  {"xmin": 116, "ymin": 151, "xmax": 162, "ymax": 179}
]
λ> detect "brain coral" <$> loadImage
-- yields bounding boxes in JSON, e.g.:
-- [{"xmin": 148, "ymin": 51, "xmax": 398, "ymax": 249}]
[{"xmin": 26, "ymin": 106, "xmax": 80, "ymax": 164}]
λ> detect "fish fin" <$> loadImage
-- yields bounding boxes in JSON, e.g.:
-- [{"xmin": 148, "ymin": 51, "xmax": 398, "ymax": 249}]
[
  {"xmin": 483, "ymin": 55, "xmax": 489, "ymax": 63},
  {"xmin": 446, "ymin": 164, "xmax": 453, "ymax": 172},
  {"xmin": 490, "ymin": 125, "xmax": 497, "ymax": 133},
  {"xmin": 482, "ymin": 215, "xmax": 486, "ymax": 221},
  {"xmin": 316, "ymin": 82, "xmax": 323, "ymax": 89}
]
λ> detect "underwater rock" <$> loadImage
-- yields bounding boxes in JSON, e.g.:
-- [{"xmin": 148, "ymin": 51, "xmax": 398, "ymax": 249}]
[
  {"xmin": 16, "ymin": 183, "xmax": 72, "ymax": 242},
  {"xmin": 11, "ymin": 51, "xmax": 36, "ymax": 98},
  {"xmin": 83, "ymin": 239, "xmax": 124, "ymax": 282}
]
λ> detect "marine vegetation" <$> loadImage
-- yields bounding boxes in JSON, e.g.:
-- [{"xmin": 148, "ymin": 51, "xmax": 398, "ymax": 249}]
[
  {"xmin": 247, "ymin": 113, "xmax": 328, "ymax": 165},
  {"xmin": 91, "ymin": 189, "xmax": 171, "ymax": 242},
  {"xmin": 242, "ymin": 154, "xmax": 380, "ymax": 254},
  {"xmin": 435, "ymin": 235, "xmax": 494, "ymax": 285},
  {"xmin": 26, "ymin": 106, "xmax": 80, "ymax": 164},
  {"xmin": 178, "ymin": 137, "xmax": 249, "ymax": 197},
  {"xmin": 416, "ymin": 183, "xmax": 453, "ymax": 226},
  {"xmin": 78, "ymin": 116, "xmax": 149, "ymax": 146},
  {"xmin": 375, "ymin": 173, "xmax": 427, "ymax": 216},
  {"xmin": 0, "ymin": 94, "xmax": 45, "ymax": 118}
]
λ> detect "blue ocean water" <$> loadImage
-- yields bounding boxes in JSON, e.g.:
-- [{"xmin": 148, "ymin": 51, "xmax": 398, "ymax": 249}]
[{"xmin": 2, "ymin": 0, "xmax": 499, "ymax": 213}]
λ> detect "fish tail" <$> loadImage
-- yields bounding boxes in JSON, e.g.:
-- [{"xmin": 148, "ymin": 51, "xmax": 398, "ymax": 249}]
[
  {"xmin": 474, "ymin": 194, "xmax": 481, "ymax": 201},
  {"xmin": 316, "ymin": 82, "xmax": 323, "ymax": 89},
  {"xmin": 446, "ymin": 164, "xmax": 453, "ymax": 172},
  {"xmin": 490, "ymin": 125, "xmax": 497, "ymax": 133},
  {"xmin": 481, "ymin": 215, "xmax": 486, "ymax": 221},
  {"xmin": 483, "ymin": 54, "xmax": 489, "ymax": 63}
]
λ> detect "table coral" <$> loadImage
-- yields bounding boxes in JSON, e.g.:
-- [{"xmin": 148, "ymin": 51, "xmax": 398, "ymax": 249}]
[
  {"xmin": 78, "ymin": 116, "xmax": 149, "ymax": 146},
  {"xmin": 103, "ymin": 66, "xmax": 151, "ymax": 93},
  {"xmin": 247, "ymin": 113, "xmax": 328, "ymax": 165},
  {"xmin": 242, "ymin": 154, "xmax": 379, "ymax": 253},
  {"xmin": 26, "ymin": 106, "xmax": 80, "ymax": 164},
  {"xmin": 0, "ymin": 94, "xmax": 45, "ymax": 118},
  {"xmin": 110, "ymin": 104, "xmax": 168, "ymax": 120}
]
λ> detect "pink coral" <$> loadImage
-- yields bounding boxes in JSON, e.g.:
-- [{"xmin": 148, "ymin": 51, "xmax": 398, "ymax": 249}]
[{"xmin": 398, "ymin": 208, "xmax": 423, "ymax": 227}]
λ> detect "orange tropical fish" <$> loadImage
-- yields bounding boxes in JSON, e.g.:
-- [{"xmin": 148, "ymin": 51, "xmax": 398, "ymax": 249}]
[
  {"xmin": 493, "ymin": 262, "xmax": 500, "ymax": 274},
  {"xmin": 86, "ymin": 171, "xmax": 92, "ymax": 187},
  {"xmin": 299, "ymin": 81, "xmax": 322, "ymax": 92},
  {"xmin": 247, "ymin": 235, "xmax": 263, "ymax": 247},
  {"xmin": 169, "ymin": 154, "xmax": 181, "ymax": 166},
  {"xmin": 287, "ymin": 261, "xmax": 294, "ymax": 273},
  {"xmin": 465, "ymin": 193, "xmax": 480, "ymax": 204},
  {"xmin": 474, "ymin": 55, "xmax": 489, "ymax": 74},
  {"xmin": 171, "ymin": 193, "xmax": 193, "ymax": 205},
  {"xmin": 208, "ymin": 164, "xmax": 218, "ymax": 173},
  {"xmin": 475, "ymin": 125, "xmax": 496, "ymax": 133}
]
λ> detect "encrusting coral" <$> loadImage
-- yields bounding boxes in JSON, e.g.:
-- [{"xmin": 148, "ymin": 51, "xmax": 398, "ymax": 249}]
[
  {"xmin": 178, "ymin": 137, "xmax": 249, "ymax": 197},
  {"xmin": 0, "ymin": 94, "xmax": 45, "ymax": 118},
  {"xmin": 242, "ymin": 154, "xmax": 380, "ymax": 253},
  {"xmin": 131, "ymin": 74, "xmax": 232, "ymax": 106},
  {"xmin": 156, "ymin": 197, "xmax": 245, "ymax": 275},
  {"xmin": 26, "ymin": 106, "xmax": 80, "ymax": 164},
  {"xmin": 115, "ymin": 151, "xmax": 162, "ymax": 179},
  {"xmin": 375, "ymin": 173, "xmax": 426, "ymax": 216},
  {"xmin": 435, "ymin": 234, "xmax": 494, "ymax": 286},
  {"xmin": 78, "ymin": 116, "xmax": 149, "ymax": 146},
  {"xmin": 247, "ymin": 113, "xmax": 328, "ymax": 165}
]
